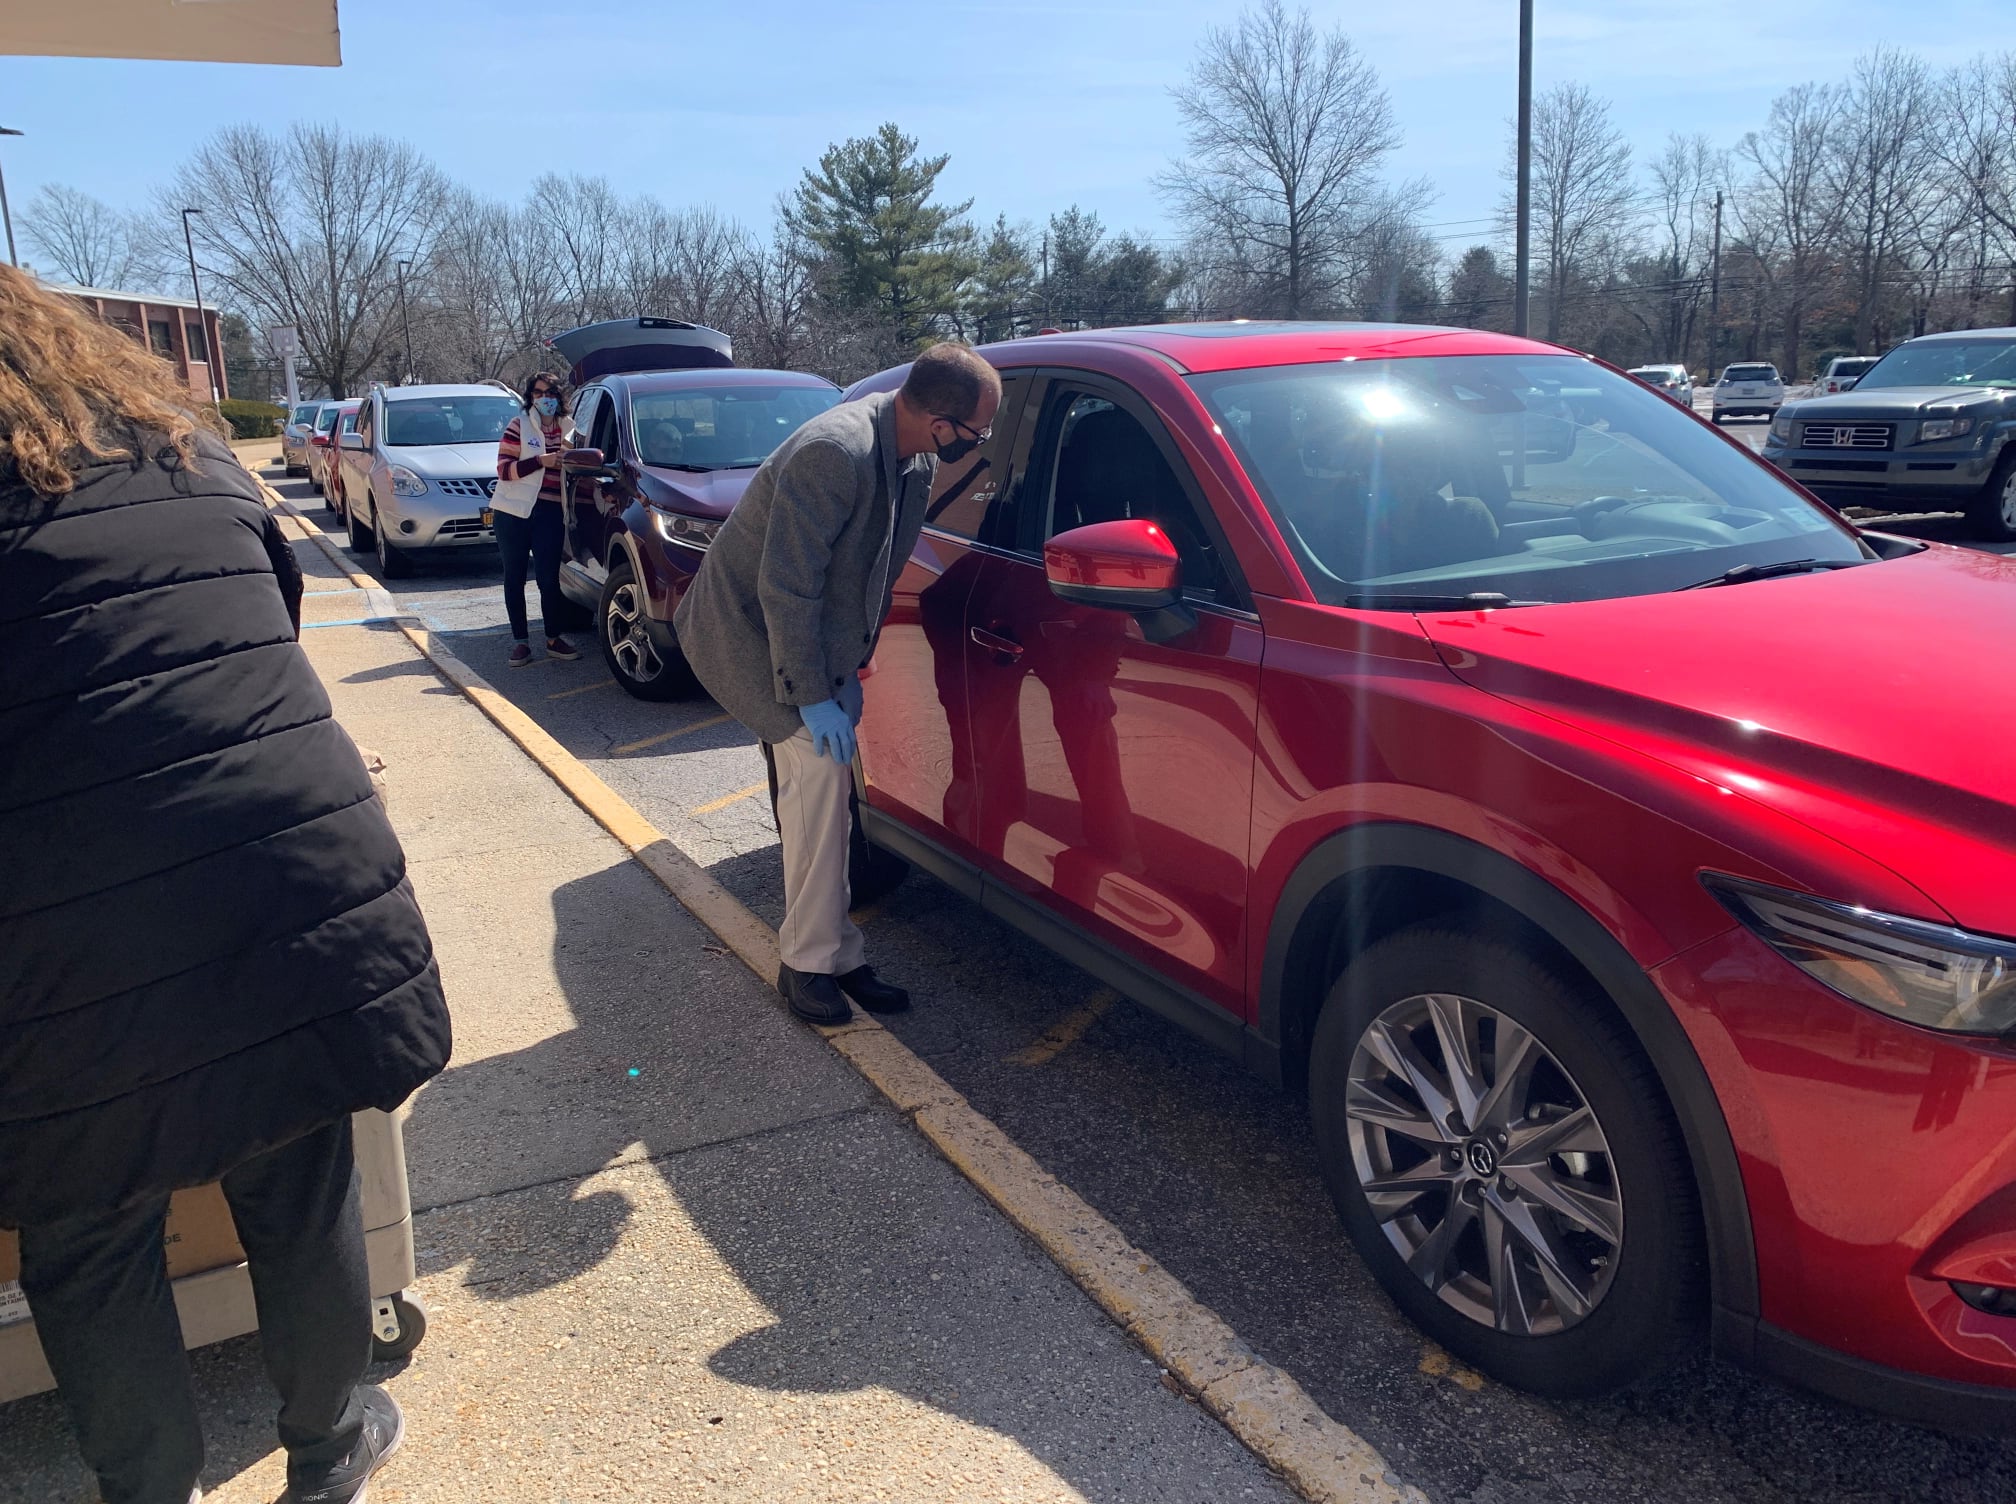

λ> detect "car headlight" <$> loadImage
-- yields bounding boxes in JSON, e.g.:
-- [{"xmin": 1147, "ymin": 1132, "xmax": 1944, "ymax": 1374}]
[
  {"xmin": 1916, "ymin": 418, "xmax": 1973, "ymax": 443},
  {"xmin": 389, "ymin": 465, "xmax": 428, "ymax": 497},
  {"xmin": 1704, "ymin": 874, "xmax": 2016, "ymax": 1035},
  {"xmin": 1768, "ymin": 414, "xmax": 1793, "ymax": 442},
  {"xmin": 651, "ymin": 509, "xmax": 721, "ymax": 549}
]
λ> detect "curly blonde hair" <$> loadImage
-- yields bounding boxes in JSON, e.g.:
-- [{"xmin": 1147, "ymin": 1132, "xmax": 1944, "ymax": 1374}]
[{"xmin": 0, "ymin": 263, "xmax": 223, "ymax": 497}]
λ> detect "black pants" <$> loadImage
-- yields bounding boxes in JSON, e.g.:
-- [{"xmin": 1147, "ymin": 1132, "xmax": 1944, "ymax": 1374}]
[
  {"xmin": 16, "ymin": 1120, "xmax": 372, "ymax": 1504},
  {"xmin": 494, "ymin": 498, "xmax": 566, "ymax": 642}
]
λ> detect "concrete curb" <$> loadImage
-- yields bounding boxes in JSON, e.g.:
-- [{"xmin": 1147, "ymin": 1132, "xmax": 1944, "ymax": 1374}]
[{"xmin": 250, "ymin": 464, "xmax": 1425, "ymax": 1504}]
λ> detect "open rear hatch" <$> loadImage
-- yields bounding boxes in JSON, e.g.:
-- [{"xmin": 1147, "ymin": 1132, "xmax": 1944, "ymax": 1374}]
[{"xmin": 548, "ymin": 318, "xmax": 733, "ymax": 384}]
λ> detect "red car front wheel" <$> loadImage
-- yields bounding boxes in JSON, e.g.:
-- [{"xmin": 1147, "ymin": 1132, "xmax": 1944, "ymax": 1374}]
[{"xmin": 1309, "ymin": 925, "xmax": 1704, "ymax": 1396}]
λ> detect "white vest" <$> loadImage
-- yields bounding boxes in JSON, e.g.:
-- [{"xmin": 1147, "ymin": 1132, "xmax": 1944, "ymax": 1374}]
[{"xmin": 491, "ymin": 408, "xmax": 572, "ymax": 518}]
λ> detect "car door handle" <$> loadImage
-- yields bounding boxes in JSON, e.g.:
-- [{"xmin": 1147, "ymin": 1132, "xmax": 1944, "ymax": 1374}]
[{"xmin": 970, "ymin": 626, "xmax": 1024, "ymax": 661}]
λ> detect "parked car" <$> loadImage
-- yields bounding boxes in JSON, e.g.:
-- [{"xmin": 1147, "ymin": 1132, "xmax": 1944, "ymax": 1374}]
[
  {"xmin": 836, "ymin": 322, "xmax": 2016, "ymax": 1426},
  {"xmin": 1627, "ymin": 363, "xmax": 1693, "ymax": 408},
  {"xmin": 544, "ymin": 320, "xmax": 842, "ymax": 698},
  {"xmin": 1819, "ymin": 355, "xmax": 1881, "ymax": 394},
  {"xmin": 1711, "ymin": 362, "xmax": 1786, "ymax": 422},
  {"xmin": 280, "ymin": 400, "xmax": 323, "ymax": 476},
  {"xmin": 1764, "ymin": 327, "xmax": 2016, "ymax": 540},
  {"xmin": 334, "ymin": 382, "xmax": 525, "ymax": 578},
  {"xmin": 305, "ymin": 399, "xmax": 346, "ymax": 495}
]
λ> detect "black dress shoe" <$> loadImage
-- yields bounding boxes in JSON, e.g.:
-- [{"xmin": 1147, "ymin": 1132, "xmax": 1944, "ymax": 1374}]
[
  {"xmin": 836, "ymin": 965, "xmax": 911, "ymax": 1014},
  {"xmin": 778, "ymin": 965, "xmax": 852, "ymax": 1025}
]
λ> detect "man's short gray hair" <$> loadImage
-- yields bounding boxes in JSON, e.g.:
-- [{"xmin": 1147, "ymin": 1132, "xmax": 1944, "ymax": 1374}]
[{"xmin": 900, "ymin": 343, "xmax": 1000, "ymax": 423}]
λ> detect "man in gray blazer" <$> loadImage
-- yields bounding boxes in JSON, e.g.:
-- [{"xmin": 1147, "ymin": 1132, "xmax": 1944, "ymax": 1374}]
[{"xmin": 675, "ymin": 343, "xmax": 1003, "ymax": 1023}]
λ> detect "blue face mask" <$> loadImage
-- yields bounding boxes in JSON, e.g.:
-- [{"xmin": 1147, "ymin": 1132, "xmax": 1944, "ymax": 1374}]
[{"xmin": 534, "ymin": 395, "xmax": 559, "ymax": 417}]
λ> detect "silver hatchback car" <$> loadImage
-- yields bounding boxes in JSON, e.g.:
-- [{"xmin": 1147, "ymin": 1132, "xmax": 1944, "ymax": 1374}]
[{"xmin": 335, "ymin": 383, "xmax": 523, "ymax": 577}]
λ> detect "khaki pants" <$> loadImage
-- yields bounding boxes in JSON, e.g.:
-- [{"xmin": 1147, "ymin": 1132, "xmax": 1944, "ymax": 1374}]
[{"xmin": 766, "ymin": 729, "xmax": 866, "ymax": 976}]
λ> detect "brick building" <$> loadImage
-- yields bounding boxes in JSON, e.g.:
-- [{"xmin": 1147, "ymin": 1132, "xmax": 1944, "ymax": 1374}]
[{"xmin": 54, "ymin": 284, "xmax": 230, "ymax": 404}]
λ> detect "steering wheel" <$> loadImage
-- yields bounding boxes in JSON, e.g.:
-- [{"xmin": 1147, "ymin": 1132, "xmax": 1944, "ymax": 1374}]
[{"xmin": 1572, "ymin": 495, "xmax": 1643, "ymax": 537}]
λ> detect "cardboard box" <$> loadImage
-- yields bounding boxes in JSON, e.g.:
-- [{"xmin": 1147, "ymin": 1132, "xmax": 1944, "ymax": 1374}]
[{"xmin": 0, "ymin": 1184, "xmax": 246, "ymax": 1290}]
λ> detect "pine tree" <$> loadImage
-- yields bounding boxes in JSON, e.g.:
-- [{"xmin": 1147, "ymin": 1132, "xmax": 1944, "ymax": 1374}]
[{"xmin": 785, "ymin": 123, "xmax": 975, "ymax": 346}]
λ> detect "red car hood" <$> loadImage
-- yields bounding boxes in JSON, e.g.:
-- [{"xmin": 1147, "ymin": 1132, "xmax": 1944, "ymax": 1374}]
[{"xmin": 1413, "ymin": 544, "xmax": 2016, "ymax": 932}]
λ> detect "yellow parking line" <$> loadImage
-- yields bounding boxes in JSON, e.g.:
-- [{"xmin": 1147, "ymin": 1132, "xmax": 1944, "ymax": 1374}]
[
  {"xmin": 548, "ymin": 679, "xmax": 617, "ymax": 701},
  {"xmin": 613, "ymin": 712, "xmax": 734, "ymax": 756},
  {"xmin": 1009, "ymin": 989, "xmax": 1120, "ymax": 1067},
  {"xmin": 691, "ymin": 780, "xmax": 768, "ymax": 816}
]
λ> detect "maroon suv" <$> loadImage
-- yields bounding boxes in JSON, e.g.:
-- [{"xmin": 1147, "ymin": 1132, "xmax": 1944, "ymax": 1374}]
[{"xmin": 551, "ymin": 325, "xmax": 840, "ymax": 697}]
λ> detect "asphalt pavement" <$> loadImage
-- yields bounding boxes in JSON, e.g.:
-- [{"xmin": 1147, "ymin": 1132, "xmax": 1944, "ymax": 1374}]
[{"xmin": 272, "ymin": 458, "xmax": 2016, "ymax": 1504}]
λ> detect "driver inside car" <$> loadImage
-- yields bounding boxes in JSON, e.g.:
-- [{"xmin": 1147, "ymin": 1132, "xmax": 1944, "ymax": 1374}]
[{"xmin": 1285, "ymin": 386, "xmax": 1503, "ymax": 580}]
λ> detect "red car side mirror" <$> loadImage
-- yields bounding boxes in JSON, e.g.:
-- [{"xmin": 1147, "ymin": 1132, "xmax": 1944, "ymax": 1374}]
[
  {"xmin": 311, "ymin": 433, "xmax": 331, "ymax": 447},
  {"xmin": 1044, "ymin": 519, "xmax": 1182, "ymax": 612}
]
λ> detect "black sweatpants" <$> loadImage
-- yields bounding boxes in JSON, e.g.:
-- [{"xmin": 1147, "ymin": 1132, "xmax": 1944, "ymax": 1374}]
[
  {"xmin": 493, "ymin": 498, "xmax": 567, "ymax": 642},
  {"xmin": 16, "ymin": 1119, "xmax": 372, "ymax": 1504}
]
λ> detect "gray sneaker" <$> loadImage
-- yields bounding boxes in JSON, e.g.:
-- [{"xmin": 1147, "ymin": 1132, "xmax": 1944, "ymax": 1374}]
[{"xmin": 288, "ymin": 1385, "xmax": 404, "ymax": 1504}]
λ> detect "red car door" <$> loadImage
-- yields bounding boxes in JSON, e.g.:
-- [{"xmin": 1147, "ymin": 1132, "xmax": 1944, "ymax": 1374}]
[
  {"xmin": 859, "ymin": 373, "xmax": 1033, "ymax": 861},
  {"xmin": 962, "ymin": 373, "xmax": 1262, "ymax": 1017}
]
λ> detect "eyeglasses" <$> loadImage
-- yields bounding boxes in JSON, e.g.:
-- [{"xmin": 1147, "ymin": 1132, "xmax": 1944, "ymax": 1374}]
[{"xmin": 937, "ymin": 414, "xmax": 992, "ymax": 444}]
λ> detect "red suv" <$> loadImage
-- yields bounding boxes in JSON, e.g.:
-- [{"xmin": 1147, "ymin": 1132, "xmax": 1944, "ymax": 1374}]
[{"xmin": 840, "ymin": 324, "xmax": 2016, "ymax": 1425}]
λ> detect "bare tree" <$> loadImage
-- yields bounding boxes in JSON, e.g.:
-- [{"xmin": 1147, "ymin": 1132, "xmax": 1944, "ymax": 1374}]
[
  {"xmin": 416, "ymin": 189, "xmax": 524, "ymax": 381},
  {"xmin": 1505, "ymin": 83, "xmax": 1638, "ymax": 343},
  {"xmin": 1833, "ymin": 49, "xmax": 1936, "ymax": 353},
  {"xmin": 168, "ymin": 124, "xmax": 444, "ymax": 397},
  {"xmin": 529, "ymin": 174, "xmax": 625, "ymax": 327},
  {"xmin": 1736, "ymin": 84, "xmax": 1846, "ymax": 378},
  {"xmin": 1161, "ymin": 0, "xmax": 1401, "ymax": 318},
  {"xmin": 20, "ymin": 184, "xmax": 160, "ymax": 290},
  {"xmin": 1648, "ymin": 134, "xmax": 1725, "ymax": 364},
  {"xmin": 1936, "ymin": 52, "xmax": 2016, "ymax": 326},
  {"xmin": 617, "ymin": 203, "xmax": 750, "ymax": 329}
]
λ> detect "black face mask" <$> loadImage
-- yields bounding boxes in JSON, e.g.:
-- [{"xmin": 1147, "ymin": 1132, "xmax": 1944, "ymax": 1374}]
[{"xmin": 934, "ymin": 431, "xmax": 981, "ymax": 465}]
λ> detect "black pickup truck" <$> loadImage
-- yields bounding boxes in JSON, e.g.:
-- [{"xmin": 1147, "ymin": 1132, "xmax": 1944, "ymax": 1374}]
[{"xmin": 1761, "ymin": 327, "xmax": 2016, "ymax": 540}]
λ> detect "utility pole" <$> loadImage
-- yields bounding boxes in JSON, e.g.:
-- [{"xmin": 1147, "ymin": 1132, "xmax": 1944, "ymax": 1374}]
[
  {"xmin": 1706, "ymin": 190, "xmax": 1724, "ymax": 379},
  {"xmin": 1513, "ymin": 0, "xmax": 1533, "ymax": 337},
  {"xmin": 395, "ymin": 258, "xmax": 416, "ymax": 383},
  {"xmin": 180, "ymin": 207, "xmax": 221, "ymax": 408},
  {"xmin": 0, "ymin": 127, "xmax": 22, "ymax": 267},
  {"xmin": 1040, "ymin": 232, "xmax": 1050, "ymax": 328}
]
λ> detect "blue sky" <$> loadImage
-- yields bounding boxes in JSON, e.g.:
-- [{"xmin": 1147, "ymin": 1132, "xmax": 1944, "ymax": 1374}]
[{"xmin": 1, "ymin": 0, "xmax": 1999, "ymax": 264}]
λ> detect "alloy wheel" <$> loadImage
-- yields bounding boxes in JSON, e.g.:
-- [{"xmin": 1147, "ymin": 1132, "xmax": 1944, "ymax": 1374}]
[
  {"xmin": 605, "ymin": 580, "xmax": 663, "ymax": 685},
  {"xmin": 2001, "ymin": 468, "xmax": 2016, "ymax": 531},
  {"xmin": 1345, "ymin": 992, "xmax": 1623, "ymax": 1336}
]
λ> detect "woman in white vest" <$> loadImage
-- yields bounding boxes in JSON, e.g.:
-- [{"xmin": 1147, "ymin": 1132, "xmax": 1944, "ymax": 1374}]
[{"xmin": 492, "ymin": 371, "xmax": 581, "ymax": 667}]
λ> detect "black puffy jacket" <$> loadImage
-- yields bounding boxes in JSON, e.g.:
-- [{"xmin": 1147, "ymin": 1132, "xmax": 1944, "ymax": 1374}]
[{"xmin": 0, "ymin": 431, "xmax": 451, "ymax": 1224}]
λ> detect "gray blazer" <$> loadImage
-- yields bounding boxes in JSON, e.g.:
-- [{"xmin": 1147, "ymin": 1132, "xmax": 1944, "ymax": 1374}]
[{"xmin": 674, "ymin": 390, "xmax": 936, "ymax": 746}]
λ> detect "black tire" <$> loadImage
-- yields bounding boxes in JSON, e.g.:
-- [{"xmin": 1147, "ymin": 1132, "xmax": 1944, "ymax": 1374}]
[
  {"xmin": 371, "ymin": 1292, "xmax": 427, "ymax": 1362},
  {"xmin": 598, "ymin": 558, "xmax": 695, "ymax": 700},
  {"xmin": 1969, "ymin": 449, "xmax": 2016, "ymax": 543},
  {"xmin": 1308, "ymin": 925, "xmax": 1702, "ymax": 1398},
  {"xmin": 374, "ymin": 501, "xmax": 414, "ymax": 580},
  {"xmin": 344, "ymin": 487, "xmax": 374, "ymax": 552},
  {"xmin": 1710, "ymin": 410, "xmax": 1726, "ymax": 424}
]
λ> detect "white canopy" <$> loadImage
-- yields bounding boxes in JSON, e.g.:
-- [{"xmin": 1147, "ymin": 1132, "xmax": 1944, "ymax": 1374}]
[{"xmin": 0, "ymin": 0, "xmax": 340, "ymax": 67}]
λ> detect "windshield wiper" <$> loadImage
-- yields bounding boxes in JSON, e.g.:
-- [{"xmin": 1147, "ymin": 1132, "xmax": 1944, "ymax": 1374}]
[
  {"xmin": 653, "ymin": 462, "xmax": 718, "ymax": 473},
  {"xmin": 1680, "ymin": 558, "xmax": 1865, "ymax": 591},
  {"xmin": 1336, "ymin": 591, "xmax": 1545, "ymax": 610}
]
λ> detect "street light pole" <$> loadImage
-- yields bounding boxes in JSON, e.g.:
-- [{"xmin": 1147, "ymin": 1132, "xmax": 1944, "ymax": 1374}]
[
  {"xmin": 180, "ymin": 207, "xmax": 221, "ymax": 408},
  {"xmin": 1513, "ymin": 0, "xmax": 1533, "ymax": 337},
  {"xmin": 0, "ymin": 127, "xmax": 23, "ymax": 268},
  {"xmin": 395, "ymin": 258, "xmax": 415, "ymax": 383}
]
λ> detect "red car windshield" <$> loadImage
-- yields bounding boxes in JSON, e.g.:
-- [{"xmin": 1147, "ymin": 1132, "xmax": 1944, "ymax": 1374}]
[{"xmin": 1190, "ymin": 354, "xmax": 1864, "ymax": 607}]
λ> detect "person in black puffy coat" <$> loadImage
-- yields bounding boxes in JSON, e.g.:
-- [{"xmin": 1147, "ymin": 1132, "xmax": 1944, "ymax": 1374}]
[{"xmin": 0, "ymin": 266, "xmax": 451, "ymax": 1504}]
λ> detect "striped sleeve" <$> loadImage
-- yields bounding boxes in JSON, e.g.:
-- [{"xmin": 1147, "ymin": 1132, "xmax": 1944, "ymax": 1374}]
[{"xmin": 496, "ymin": 415, "xmax": 523, "ymax": 480}]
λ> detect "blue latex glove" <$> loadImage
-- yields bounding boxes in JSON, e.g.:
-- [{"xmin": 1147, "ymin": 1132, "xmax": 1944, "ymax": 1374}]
[{"xmin": 799, "ymin": 698, "xmax": 856, "ymax": 765}]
